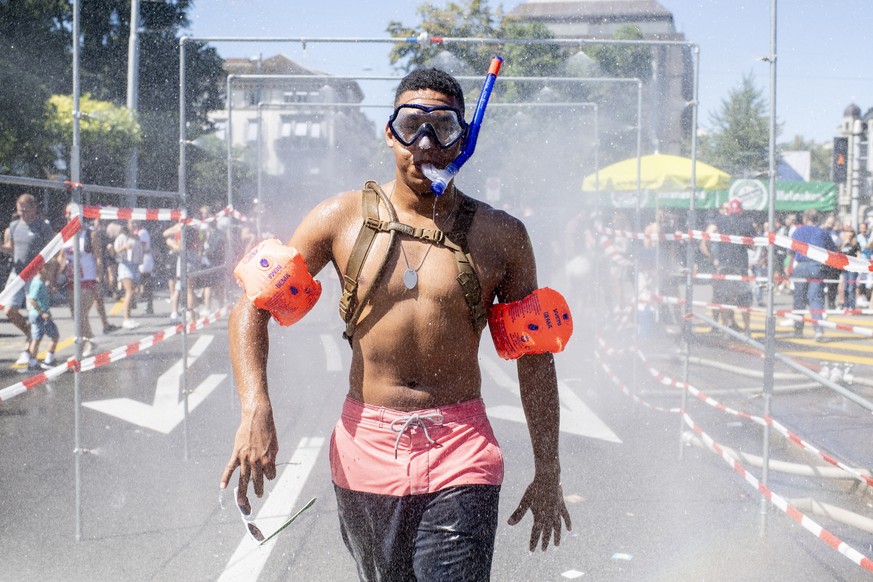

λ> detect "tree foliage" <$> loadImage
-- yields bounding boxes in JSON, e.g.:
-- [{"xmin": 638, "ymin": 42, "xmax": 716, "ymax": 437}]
[
  {"xmin": 0, "ymin": 1, "xmax": 69, "ymax": 175},
  {"xmin": 699, "ymin": 72, "xmax": 774, "ymax": 177},
  {"xmin": 0, "ymin": 0, "xmax": 224, "ymax": 198},
  {"xmin": 386, "ymin": 0, "xmax": 564, "ymax": 82},
  {"xmin": 586, "ymin": 25, "xmax": 652, "ymax": 82},
  {"xmin": 45, "ymin": 93, "xmax": 141, "ymax": 186}
]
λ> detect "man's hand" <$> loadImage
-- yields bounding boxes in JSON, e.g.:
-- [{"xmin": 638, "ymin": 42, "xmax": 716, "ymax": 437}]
[
  {"xmin": 219, "ymin": 402, "xmax": 279, "ymax": 505},
  {"xmin": 507, "ymin": 474, "xmax": 572, "ymax": 551}
]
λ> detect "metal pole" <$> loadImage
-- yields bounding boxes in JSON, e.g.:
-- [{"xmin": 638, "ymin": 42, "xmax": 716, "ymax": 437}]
[
  {"xmin": 851, "ymin": 119, "xmax": 863, "ymax": 231},
  {"xmin": 633, "ymin": 81, "xmax": 643, "ymax": 397},
  {"xmin": 71, "ymin": 0, "xmax": 83, "ymax": 543},
  {"xmin": 224, "ymin": 74, "xmax": 235, "ymax": 322},
  {"xmin": 125, "ymin": 0, "xmax": 140, "ymax": 207},
  {"xmin": 760, "ymin": 0, "xmax": 779, "ymax": 533},
  {"xmin": 680, "ymin": 45, "xmax": 701, "ymax": 460},
  {"xmin": 256, "ymin": 103, "xmax": 264, "ymax": 240},
  {"xmin": 178, "ymin": 38, "xmax": 190, "ymax": 461}
]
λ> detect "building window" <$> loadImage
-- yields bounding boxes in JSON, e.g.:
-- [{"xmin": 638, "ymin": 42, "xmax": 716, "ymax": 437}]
[
  {"xmin": 247, "ymin": 120, "xmax": 259, "ymax": 142},
  {"xmin": 213, "ymin": 120, "xmax": 227, "ymax": 141},
  {"xmin": 280, "ymin": 116, "xmax": 293, "ymax": 138}
]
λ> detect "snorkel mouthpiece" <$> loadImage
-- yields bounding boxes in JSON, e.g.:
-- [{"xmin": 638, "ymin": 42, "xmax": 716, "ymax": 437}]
[{"xmin": 425, "ymin": 56, "xmax": 502, "ymax": 195}]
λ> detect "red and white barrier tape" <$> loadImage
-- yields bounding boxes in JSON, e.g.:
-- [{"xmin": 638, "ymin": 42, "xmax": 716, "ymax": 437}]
[
  {"xmin": 683, "ymin": 411, "xmax": 873, "ymax": 573},
  {"xmin": 76, "ymin": 203, "xmax": 252, "ymax": 226},
  {"xmin": 81, "ymin": 206, "xmax": 186, "ymax": 222},
  {"xmin": 599, "ymin": 237, "xmax": 634, "ymax": 267},
  {"xmin": 691, "ymin": 273, "xmax": 844, "ymax": 284},
  {"xmin": 0, "ymin": 216, "xmax": 82, "ymax": 311},
  {"xmin": 183, "ymin": 204, "xmax": 252, "ymax": 226},
  {"xmin": 772, "ymin": 233, "xmax": 873, "ymax": 274},
  {"xmin": 599, "ymin": 226, "xmax": 873, "ymax": 274},
  {"xmin": 0, "ymin": 305, "xmax": 230, "ymax": 402},
  {"xmin": 599, "ymin": 337, "xmax": 873, "ymax": 488},
  {"xmin": 594, "ymin": 351, "xmax": 681, "ymax": 413}
]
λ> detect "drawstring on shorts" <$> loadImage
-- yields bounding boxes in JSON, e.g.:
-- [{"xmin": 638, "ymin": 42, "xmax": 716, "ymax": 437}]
[{"xmin": 390, "ymin": 413, "xmax": 444, "ymax": 459}]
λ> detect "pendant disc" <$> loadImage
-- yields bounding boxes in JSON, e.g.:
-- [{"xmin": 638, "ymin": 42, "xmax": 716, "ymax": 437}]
[{"xmin": 403, "ymin": 269, "xmax": 418, "ymax": 290}]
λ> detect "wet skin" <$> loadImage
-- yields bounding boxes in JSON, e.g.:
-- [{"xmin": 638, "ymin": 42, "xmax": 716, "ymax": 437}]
[{"xmin": 221, "ymin": 88, "xmax": 572, "ymax": 551}]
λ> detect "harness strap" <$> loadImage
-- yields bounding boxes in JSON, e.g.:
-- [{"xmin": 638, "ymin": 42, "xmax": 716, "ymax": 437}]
[
  {"xmin": 445, "ymin": 196, "xmax": 487, "ymax": 333},
  {"xmin": 339, "ymin": 182, "xmax": 486, "ymax": 344},
  {"xmin": 366, "ymin": 219, "xmax": 447, "ymax": 246},
  {"xmin": 339, "ymin": 181, "xmax": 398, "ymax": 343},
  {"xmin": 338, "ymin": 185, "xmax": 380, "ymax": 324}
]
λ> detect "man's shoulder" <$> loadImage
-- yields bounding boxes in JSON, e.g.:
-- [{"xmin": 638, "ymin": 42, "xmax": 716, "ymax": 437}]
[{"xmin": 467, "ymin": 199, "xmax": 525, "ymax": 235}]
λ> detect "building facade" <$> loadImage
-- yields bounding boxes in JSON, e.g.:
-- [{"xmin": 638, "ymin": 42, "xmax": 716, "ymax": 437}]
[
  {"xmin": 508, "ymin": 0, "xmax": 693, "ymax": 156},
  {"xmin": 208, "ymin": 55, "xmax": 378, "ymax": 228}
]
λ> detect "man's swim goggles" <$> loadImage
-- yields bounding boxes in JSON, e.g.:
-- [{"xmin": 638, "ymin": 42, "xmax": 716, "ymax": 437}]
[{"xmin": 388, "ymin": 104, "xmax": 468, "ymax": 148}]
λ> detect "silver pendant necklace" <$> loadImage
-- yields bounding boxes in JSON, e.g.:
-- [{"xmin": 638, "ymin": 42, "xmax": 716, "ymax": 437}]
[{"xmin": 394, "ymin": 184, "xmax": 456, "ymax": 290}]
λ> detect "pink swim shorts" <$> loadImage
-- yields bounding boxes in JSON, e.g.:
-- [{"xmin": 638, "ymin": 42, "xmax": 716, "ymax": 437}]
[{"xmin": 330, "ymin": 396, "xmax": 504, "ymax": 496}]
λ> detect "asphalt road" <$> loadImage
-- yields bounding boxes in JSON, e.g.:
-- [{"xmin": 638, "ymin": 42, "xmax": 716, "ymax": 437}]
[{"xmin": 1, "ymin": 291, "xmax": 872, "ymax": 581}]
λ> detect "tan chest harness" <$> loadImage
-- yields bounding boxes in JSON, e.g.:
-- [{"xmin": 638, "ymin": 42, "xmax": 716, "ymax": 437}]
[{"xmin": 338, "ymin": 180, "xmax": 487, "ymax": 345}]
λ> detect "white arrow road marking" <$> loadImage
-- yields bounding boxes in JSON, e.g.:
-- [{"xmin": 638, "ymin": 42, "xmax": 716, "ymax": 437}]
[
  {"xmin": 480, "ymin": 355, "xmax": 621, "ymax": 443},
  {"xmin": 83, "ymin": 335, "xmax": 226, "ymax": 434},
  {"xmin": 319, "ymin": 333, "xmax": 343, "ymax": 372},
  {"xmin": 219, "ymin": 437, "xmax": 324, "ymax": 582}
]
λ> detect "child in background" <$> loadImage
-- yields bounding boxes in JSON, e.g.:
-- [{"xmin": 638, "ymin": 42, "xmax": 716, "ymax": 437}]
[{"xmin": 27, "ymin": 263, "xmax": 59, "ymax": 370}]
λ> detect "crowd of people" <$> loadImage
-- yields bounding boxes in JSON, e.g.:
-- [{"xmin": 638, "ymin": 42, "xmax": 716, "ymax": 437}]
[
  {"xmin": 557, "ymin": 198, "xmax": 873, "ymax": 344},
  {"xmin": 0, "ymin": 194, "xmax": 260, "ymax": 369}
]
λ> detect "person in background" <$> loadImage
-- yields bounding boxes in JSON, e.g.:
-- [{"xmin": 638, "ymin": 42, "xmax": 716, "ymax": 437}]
[
  {"xmin": 839, "ymin": 224, "xmax": 860, "ymax": 311},
  {"xmin": 131, "ymin": 219, "xmax": 154, "ymax": 315},
  {"xmin": 856, "ymin": 221, "xmax": 872, "ymax": 308},
  {"xmin": 114, "ymin": 221, "xmax": 142, "ymax": 329},
  {"xmin": 700, "ymin": 201, "xmax": 729, "ymax": 329},
  {"xmin": 102, "ymin": 220, "xmax": 122, "ymax": 299},
  {"xmin": 60, "ymin": 205, "xmax": 118, "ymax": 357},
  {"xmin": 163, "ymin": 222, "xmax": 182, "ymax": 324},
  {"xmin": 0, "ymin": 193, "xmax": 56, "ymax": 366},
  {"xmin": 788, "ymin": 208, "xmax": 837, "ymax": 341},
  {"xmin": 749, "ymin": 220, "xmax": 767, "ymax": 308},
  {"xmin": 709, "ymin": 198, "xmax": 756, "ymax": 334},
  {"xmin": 87, "ymin": 217, "xmax": 119, "ymax": 334},
  {"xmin": 821, "ymin": 214, "xmax": 841, "ymax": 311},
  {"xmin": 26, "ymin": 262, "xmax": 59, "ymax": 371},
  {"xmin": 198, "ymin": 207, "xmax": 227, "ymax": 314}
]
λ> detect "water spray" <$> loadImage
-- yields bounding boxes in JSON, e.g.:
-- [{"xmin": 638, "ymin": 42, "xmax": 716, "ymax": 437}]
[{"xmin": 423, "ymin": 55, "xmax": 503, "ymax": 195}]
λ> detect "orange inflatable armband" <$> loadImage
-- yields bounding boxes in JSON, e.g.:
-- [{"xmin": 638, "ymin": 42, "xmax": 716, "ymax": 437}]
[
  {"xmin": 233, "ymin": 239, "xmax": 322, "ymax": 326},
  {"xmin": 487, "ymin": 288, "xmax": 573, "ymax": 360}
]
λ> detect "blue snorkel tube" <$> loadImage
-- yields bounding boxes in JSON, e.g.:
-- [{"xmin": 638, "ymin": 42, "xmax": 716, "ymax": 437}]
[{"xmin": 423, "ymin": 56, "xmax": 503, "ymax": 195}]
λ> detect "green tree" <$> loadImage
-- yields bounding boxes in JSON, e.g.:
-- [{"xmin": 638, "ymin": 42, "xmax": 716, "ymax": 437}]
[
  {"xmin": 386, "ymin": 0, "xmax": 564, "ymax": 83},
  {"xmin": 185, "ymin": 134, "xmax": 254, "ymax": 212},
  {"xmin": 76, "ymin": 0, "xmax": 225, "ymax": 194},
  {"xmin": 45, "ymin": 93, "xmax": 141, "ymax": 187},
  {"xmin": 0, "ymin": 0, "xmax": 224, "ymax": 201},
  {"xmin": 0, "ymin": 1, "xmax": 70, "ymax": 176},
  {"xmin": 586, "ymin": 25, "xmax": 652, "ymax": 82},
  {"xmin": 700, "ymin": 72, "xmax": 774, "ymax": 177}
]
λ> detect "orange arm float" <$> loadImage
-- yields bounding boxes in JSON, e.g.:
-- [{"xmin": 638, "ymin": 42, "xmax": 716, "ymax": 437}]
[
  {"xmin": 233, "ymin": 239, "xmax": 322, "ymax": 326},
  {"xmin": 487, "ymin": 287, "xmax": 573, "ymax": 360}
]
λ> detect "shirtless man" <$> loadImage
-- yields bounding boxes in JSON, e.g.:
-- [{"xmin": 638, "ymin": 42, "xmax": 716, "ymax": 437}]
[{"xmin": 220, "ymin": 68, "xmax": 571, "ymax": 580}]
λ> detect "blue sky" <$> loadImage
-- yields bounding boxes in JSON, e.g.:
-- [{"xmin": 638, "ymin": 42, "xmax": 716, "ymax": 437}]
[{"xmin": 186, "ymin": 0, "xmax": 873, "ymax": 144}]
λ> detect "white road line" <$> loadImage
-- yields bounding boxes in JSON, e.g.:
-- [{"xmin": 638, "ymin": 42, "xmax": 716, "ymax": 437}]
[
  {"xmin": 480, "ymin": 354, "xmax": 621, "ymax": 443},
  {"xmin": 218, "ymin": 436, "xmax": 324, "ymax": 582},
  {"xmin": 320, "ymin": 333, "xmax": 343, "ymax": 372}
]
